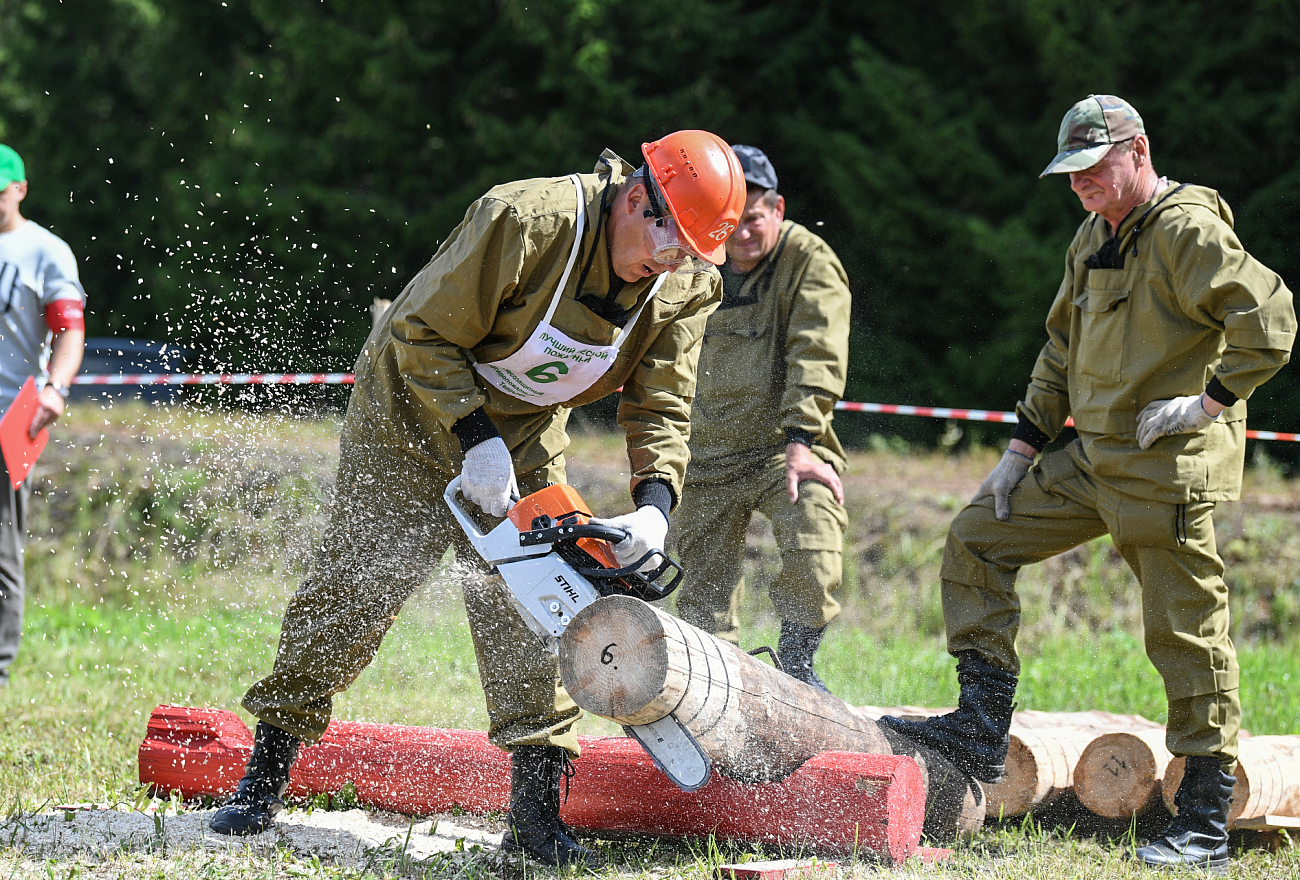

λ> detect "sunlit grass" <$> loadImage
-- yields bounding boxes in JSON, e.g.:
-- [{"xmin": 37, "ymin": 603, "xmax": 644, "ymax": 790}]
[{"xmin": 2, "ymin": 402, "xmax": 1298, "ymax": 876}]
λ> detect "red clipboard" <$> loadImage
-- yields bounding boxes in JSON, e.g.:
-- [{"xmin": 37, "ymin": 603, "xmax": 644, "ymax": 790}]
[{"xmin": 0, "ymin": 377, "xmax": 50, "ymax": 489}]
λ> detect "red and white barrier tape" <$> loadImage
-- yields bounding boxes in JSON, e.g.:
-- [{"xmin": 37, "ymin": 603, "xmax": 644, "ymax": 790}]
[
  {"xmin": 73, "ymin": 372, "xmax": 357, "ymax": 386},
  {"xmin": 69, "ymin": 374, "xmax": 1300, "ymax": 442},
  {"xmin": 833, "ymin": 400, "xmax": 1300, "ymax": 443}
]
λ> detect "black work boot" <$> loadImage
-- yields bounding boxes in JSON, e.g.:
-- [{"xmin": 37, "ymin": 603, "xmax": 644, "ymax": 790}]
[
  {"xmin": 209, "ymin": 721, "xmax": 301, "ymax": 836},
  {"xmin": 1135, "ymin": 755, "xmax": 1235, "ymax": 873},
  {"xmin": 777, "ymin": 620, "xmax": 832, "ymax": 694},
  {"xmin": 502, "ymin": 745, "xmax": 603, "ymax": 868},
  {"xmin": 878, "ymin": 650, "xmax": 1016, "ymax": 783}
]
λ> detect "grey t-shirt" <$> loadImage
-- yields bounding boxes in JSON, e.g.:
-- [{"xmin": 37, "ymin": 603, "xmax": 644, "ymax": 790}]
[{"xmin": 0, "ymin": 220, "xmax": 85, "ymax": 410}]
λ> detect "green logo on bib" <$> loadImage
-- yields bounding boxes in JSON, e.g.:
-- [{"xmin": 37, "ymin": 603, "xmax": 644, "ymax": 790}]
[{"xmin": 526, "ymin": 361, "xmax": 570, "ymax": 384}]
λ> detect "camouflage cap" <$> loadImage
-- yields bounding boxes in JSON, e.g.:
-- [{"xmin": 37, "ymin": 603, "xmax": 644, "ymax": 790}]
[{"xmin": 1039, "ymin": 95, "xmax": 1144, "ymax": 177}]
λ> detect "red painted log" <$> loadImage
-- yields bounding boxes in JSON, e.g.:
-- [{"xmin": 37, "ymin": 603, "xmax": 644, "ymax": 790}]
[{"xmin": 139, "ymin": 704, "xmax": 925, "ymax": 863}]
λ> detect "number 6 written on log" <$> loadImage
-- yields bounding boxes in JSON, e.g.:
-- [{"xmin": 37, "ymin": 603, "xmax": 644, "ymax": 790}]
[{"xmin": 600, "ymin": 643, "xmax": 617, "ymax": 666}]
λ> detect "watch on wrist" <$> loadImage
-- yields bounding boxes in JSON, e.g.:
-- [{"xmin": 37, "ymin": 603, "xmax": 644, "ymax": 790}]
[{"xmin": 47, "ymin": 381, "xmax": 71, "ymax": 399}]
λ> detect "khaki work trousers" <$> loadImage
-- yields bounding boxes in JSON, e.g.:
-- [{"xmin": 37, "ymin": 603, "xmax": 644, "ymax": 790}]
[
  {"xmin": 242, "ymin": 399, "xmax": 581, "ymax": 755},
  {"xmin": 942, "ymin": 440, "xmax": 1240, "ymax": 764},
  {"xmin": 673, "ymin": 451, "xmax": 846, "ymax": 643}
]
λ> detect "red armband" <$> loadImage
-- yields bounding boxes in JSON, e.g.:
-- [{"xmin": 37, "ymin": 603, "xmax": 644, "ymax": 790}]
[{"xmin": 45, "ymin": 299, "xmax": 85, "ymax": 334}]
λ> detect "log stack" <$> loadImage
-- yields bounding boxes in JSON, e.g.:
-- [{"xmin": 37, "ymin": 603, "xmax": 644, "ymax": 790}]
[
  {"xmin": 856, "ymin": 708, "xmax": 1166, "ymax": 819},
  {"xmin": 1164, "ymin": 735, "xmax": 1300, "ymax": 827},
  {"xmin": 859, "ymin": 705, "xmax": 1300, "ymax": 831}
]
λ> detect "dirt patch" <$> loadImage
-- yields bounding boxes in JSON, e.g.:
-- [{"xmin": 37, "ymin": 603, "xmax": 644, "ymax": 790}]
[{"xmin": 1, "ymin": 802, "xmax": 506, "ymax": 867}]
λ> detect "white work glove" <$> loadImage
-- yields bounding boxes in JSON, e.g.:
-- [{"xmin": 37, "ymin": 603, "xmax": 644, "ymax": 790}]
[
  {"xmin": 590, "ymin": 506, "xmax": 669, "ymax": 573},
  {"xmin": 461, "ymin": 437, "xmax": 518, "ymax": 517},
  {"xmin": 972, "ymin": 448, "xmax": 1034, "ymax": 522},
  {"xmin": 1136, "ymin": 395, "xmax": 1219, "ymax": 450}
]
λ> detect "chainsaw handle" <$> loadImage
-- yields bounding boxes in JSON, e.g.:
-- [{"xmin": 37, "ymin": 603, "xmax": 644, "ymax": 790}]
[
  {"xmin": 444, "ymin": 476, "xmax": 489, "ymax": 542},
  {"xmin": 518, "ymin": 522, "xmax": 630, "ymax": 547},
  {"xmin": 577, "ymin": 550, "xmax": 684, "ymax": 600},
  {"xmin": 443, "ymin": 476, "xmax": 523, "ymax": 564}
]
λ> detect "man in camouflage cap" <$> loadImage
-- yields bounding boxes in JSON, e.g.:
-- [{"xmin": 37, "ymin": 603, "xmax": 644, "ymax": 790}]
[
  {"xmin": 881, "ymin": 95, "xmax": 1296, "ymax": 872},
  {"xmin": 673, "ymin": 144, "xmax": 851, "ymax": 693}
]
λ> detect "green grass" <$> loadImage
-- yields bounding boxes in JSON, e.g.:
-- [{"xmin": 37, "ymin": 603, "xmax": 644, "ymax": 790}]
[{"xmin": 2, "ymin": 402, "xmax": 1298, "ymax": 877}]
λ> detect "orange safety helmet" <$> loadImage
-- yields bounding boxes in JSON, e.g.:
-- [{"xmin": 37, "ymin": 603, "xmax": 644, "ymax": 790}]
[{"xmin": 641, "ymin": 130, "xmax": 746, "ymax": 266}]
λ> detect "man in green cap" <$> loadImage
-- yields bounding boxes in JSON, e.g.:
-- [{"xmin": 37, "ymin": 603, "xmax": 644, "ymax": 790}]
[
  {"xmin": 879, "ymin": 95, "xmax": 1295, "ymax": 872},
  {"xmin": 0, "ymin": 143, "xmax": 86, "ymax": 688},
  {"xmin": 672, "ymin": 144, "xmax": 851, "ymax": 693}
]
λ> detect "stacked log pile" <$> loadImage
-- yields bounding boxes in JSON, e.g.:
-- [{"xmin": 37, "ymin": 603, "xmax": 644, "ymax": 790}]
[
  {"xmin": 859, "ymin": 706, "xmax": 1300, "ymax": 830},
  {"xmin": 1165, "ymin": 736, "xmax": 1300, "ymax": 827}
]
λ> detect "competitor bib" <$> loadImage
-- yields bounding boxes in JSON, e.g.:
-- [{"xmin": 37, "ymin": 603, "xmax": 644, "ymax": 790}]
[{"xmin": 472, "ymin": 175, "xmax": 664, "ymax": 406}]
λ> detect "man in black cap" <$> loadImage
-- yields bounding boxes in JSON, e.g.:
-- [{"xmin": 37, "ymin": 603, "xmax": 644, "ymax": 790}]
[{"xmin": 672, "ymin": 145, "xmax": 852, "ymax": 693}]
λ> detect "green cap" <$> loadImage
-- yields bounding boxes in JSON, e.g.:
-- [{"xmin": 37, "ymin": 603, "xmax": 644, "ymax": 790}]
[
  {"xmin": 1040, "ymin": 95, "xmax": 1144, "ymax": 177},
  {"xmin": 0, "ymin": 144, "xmax": 24, "ymax": 189}
]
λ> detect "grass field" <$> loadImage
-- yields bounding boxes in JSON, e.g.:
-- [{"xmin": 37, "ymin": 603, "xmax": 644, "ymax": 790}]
[{"xmin": 2, "ymin": 400, "xmax": 1298, "ymax": 877}]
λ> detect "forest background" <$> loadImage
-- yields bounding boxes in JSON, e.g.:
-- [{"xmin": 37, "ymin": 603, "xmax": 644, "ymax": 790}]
[{"xmin": 2, "ymin": 0, "xmax": 1299, "ymax": 451}]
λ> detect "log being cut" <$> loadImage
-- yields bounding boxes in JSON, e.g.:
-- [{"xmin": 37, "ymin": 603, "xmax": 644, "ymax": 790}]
[{"xmin": 557, "ymin": 595, "xmax": 985, "ymax": 842}]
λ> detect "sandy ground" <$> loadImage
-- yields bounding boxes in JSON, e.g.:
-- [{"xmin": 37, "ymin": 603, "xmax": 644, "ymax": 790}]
[{"xmin": 1, "ymin": 801, "xmax": 507, "ymax": 867}]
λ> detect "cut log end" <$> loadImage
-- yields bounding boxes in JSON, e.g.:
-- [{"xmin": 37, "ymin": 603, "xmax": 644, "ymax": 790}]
[
  {"xmin": 982, "ymin": 735, "xmax": 1037, "ymax": 818},
  {"xmin": 1074, "ymin": 730, "xmax": 1169, "ymax": 819},
  {"xmin": 559, "ymin": 594, "xmax": 675, "ymax": 722}
]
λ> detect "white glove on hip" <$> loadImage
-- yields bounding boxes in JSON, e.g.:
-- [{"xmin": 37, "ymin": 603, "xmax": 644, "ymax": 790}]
[
  {"xmin": 972, "ymin": 448, "xmax": 1034, "ymax": 522},
  {"xmin": 461, "ymin": 437, "xmax": 518, "ymax": 518},
  {"xmin": 1136, "ymin": 395, "xmax": 1219, "ymax": 449},
  {"xmin": 590, "ymin": 506, "xmax": 669, "ymax": 573}
]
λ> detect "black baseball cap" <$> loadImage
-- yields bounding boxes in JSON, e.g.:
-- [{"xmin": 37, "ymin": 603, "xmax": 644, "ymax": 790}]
[{"xmin": 730, "ymin": 144, "xmax": 778, "ymax": 192}]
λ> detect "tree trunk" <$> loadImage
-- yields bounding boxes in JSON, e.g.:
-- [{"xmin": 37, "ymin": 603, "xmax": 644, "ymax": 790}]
[
  {"xmin": 1074, "ymin": 729, "xmax": 1173, "ymax": 819},
  {"xmin": 558, "ymin": 595, "xmax": 986, "ymax": 842}
]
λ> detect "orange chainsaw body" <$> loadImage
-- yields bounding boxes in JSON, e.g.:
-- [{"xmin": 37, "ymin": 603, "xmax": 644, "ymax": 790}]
[{"xmin": 508, "ymin": 484, "xmax": 621, "ymax": 570}]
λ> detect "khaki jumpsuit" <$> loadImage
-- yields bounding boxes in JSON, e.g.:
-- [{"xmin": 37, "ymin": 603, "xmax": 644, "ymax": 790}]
[
  {"xmin": 944, "ymin": 183, "xmax": 1294, "ymax": 764},
  {"xmin": 242, "ymin": 152, "xmax": 720, "ymax": 756},
  {"xmin": 673, "ymin": 220, "xmax": 851, "ymax": 641}
]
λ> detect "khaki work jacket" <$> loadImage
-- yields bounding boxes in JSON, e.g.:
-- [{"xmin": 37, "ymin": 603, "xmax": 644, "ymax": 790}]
[
  {"xmin": 688, "ymin": 220, "xmax": 851, "ymax": 473},
  {"xmin": 353, "ymin": 150, "xmax": 721, "ymax": 500},
  {"xmin": 1019, "ymin": 183, "xmax": 1296, "ymax": 503}
]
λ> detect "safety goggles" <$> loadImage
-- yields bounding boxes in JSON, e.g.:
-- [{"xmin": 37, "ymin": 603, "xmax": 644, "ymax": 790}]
[
  {"xmin": 642, "ymin": 171, "xmax": 712, "ymax": 274},
  {"xmin": 644, "ymin": 215, "xmax": 711, "ymax": 274}
]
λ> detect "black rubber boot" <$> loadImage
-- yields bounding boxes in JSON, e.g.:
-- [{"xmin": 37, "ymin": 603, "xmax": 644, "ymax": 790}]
[
  {"xmin": 777, "ymin": 620, "xmax": 832, "ymax": 694},
  {"xmin": 878, "ymin": 650, "xmax": 1016, "ymax": 783},
  {"xmin": 1135, "ymin": 755, "xmax": 1234, "ymax": 873},
  {"xmin": 209, "ymin": 721, "xmax": 301, "ymax": 836},
  {"xmin": 502, "ymin": 745, "xmax": 603, "ymax": 868}
]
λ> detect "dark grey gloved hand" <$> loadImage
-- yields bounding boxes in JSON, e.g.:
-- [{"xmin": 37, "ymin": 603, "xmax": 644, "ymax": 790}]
[{"xmin": 972, "ymin": 448, "xmax": 1034, "ymax": 522}]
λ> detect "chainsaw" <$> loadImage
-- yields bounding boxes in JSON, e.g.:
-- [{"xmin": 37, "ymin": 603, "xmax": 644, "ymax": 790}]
[{"xmin": 444, "ymin": 476, "xmax": 712, "ymax": 790}]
